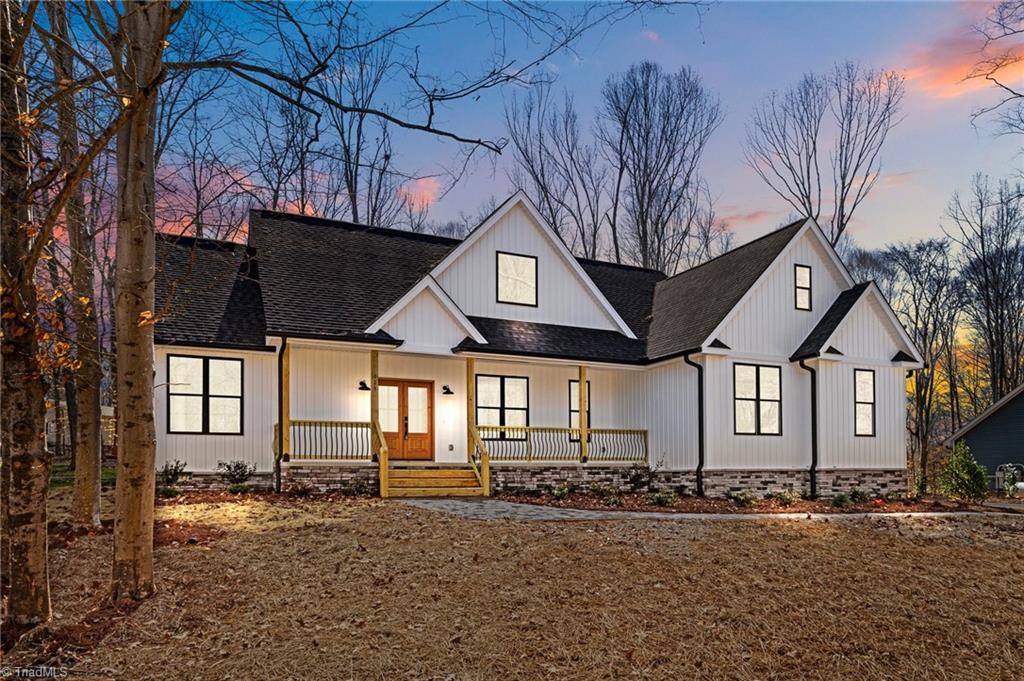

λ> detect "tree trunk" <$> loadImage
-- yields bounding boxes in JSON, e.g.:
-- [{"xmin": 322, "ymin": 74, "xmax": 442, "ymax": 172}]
[
  {"xmin": 1, "ymin": 0, "xmax": 53, "ymax": 627},
  {"xmin": 110, "ymin": 0, "xmax": 176, "ymax": 604},
  {"xmin": 45, "ymin": 0, "xmax": 104, "ymax": 529}
]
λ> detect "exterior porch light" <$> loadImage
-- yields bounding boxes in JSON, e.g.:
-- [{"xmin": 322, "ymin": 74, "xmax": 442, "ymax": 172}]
[
  {"xmin": 358, "ymin": 380, "xmax": 371, "ymax": 391},
  {"xmin": 441, "ymin": 385, "xmax": 454, "ymax": 395}
]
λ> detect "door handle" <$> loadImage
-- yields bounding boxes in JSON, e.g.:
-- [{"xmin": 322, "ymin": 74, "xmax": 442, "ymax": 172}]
[{"xmin": 403, "ymin": 415, "xmax": 409, "ymax": 439}]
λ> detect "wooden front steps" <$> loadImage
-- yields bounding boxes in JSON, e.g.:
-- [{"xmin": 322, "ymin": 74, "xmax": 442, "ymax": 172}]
[{"xmin": 386, "ymin": 464, "xmax": 484, "ymax": 498}]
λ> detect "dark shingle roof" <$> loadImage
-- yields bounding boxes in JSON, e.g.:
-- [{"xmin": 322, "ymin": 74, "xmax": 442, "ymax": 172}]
[
  {"xmin": 249, "ymin": 210, "xmax": 458, "ymax": 340},
  {"xmin": 790, "ymin": 282, "xmax": 870, "ymax": 361},
  {"xmin": 455, "ymin": 316, "xmax": 646, "ymax": 364},
  {"xmin": 645, "ymin": 219, "xmax": 806, "ymax": 360},
  {"xmin": 578, "ymin": 260, "xmax": 666, "ymax": 339},
  {"xmin": 154, "ymin": 235, "xmax": 267, "ymax": 348}
]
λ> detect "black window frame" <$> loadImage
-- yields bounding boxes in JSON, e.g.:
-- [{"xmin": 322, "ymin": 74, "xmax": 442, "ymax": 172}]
[
  {"xmin": 166, "ymin": 354, "xmax": 244, "ymax": 435},
  {"xmin": 794, "ymin": 264, "xmax": 812, "ymax": 311},
  {"xmin": 475, "ymin": 374, "xmax": 529, "ymax": 440},
  {"xmin": 568, "ymin": 379, "xmax": 591, "ymax": 442},
  {"xmin": 854, "ymin": 368, "xmax": 876, "ymax": 437},
  {"xmin": 495, "ymin": 250, "xmax": 539, "ymax": 307},
  {"xmin": 733, "ymin": 362, "xmax": 783, "ymax": 436}
]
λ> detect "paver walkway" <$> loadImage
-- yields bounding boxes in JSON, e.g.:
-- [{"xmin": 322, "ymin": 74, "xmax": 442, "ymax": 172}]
[{"xmin": 399, "ymin": 497, "xmax": 993, "ymax": 522}]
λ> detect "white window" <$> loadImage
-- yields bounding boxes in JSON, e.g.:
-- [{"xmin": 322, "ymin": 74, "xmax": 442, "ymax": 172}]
[
  {"xmin": 168, "ymin": 355, "xmax": 243, "ymax": 435},
  {"xmin": 476, "ymin": 375, "xmax": 528, "ymax": 439},
  {"xmin": 854, "ymin": 369, "xmax": 875, "ymax": 437},
  {"xmin": 497, "ymin": 251, "xmax": 537, "ymax": 306},
  {"xmin": 734, "ymin": 363, "xmax": 782, "ymax": 435},
  {"xmin": 795, "ymin": 264, "xmax": 812, "ymax": 310}
]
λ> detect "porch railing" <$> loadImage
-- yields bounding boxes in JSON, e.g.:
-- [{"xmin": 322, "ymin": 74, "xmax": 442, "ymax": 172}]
[
  {"xmin": 469, "ymin": 426, "xmax": 491, "ymax": 494},
  {"xmin": 474, "ymin": 426, "xmax": 647, "ymax": 464},
  {"xmin": 275, "ymin": 420, "xmax": 375, "ymax": 461}
]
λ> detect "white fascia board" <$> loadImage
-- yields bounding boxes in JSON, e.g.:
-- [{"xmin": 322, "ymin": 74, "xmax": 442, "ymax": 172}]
[
  {"xmin": 426, "ymin": 191, "xmax": 638, "ymax": 339},
  {"xmin": 365, "ymin": 275, "xmax": 486, "ymax": 344}
]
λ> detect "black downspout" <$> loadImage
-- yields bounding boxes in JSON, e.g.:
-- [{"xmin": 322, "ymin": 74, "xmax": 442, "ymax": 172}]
[
  {"xmin": 275, "ymin": 336, "xmax": 288, "ymax": 493},
  {"xmin": 798, "ymin": 359, "xmax": 818, "ymax": 499},
  {"xmin": 683, "ymin": 351, "xmax": 705, "ymax": 497}
]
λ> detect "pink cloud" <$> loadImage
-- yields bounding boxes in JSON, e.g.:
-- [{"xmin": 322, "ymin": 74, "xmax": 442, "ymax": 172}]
[
  {"xmin": 641, "ymin": 30, "xmax": 659, "ymax": 43},
  {"xmin": 720, "ymin": 208, "xmax": 777, "ymax": 229},
  {"xmin": 398, "ymin": 177, "xmax": 441, "ymax": 211}
]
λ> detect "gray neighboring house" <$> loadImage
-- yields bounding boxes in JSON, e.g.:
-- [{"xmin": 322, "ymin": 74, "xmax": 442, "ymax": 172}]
[{"xmin": 945, "ymin": 383, "xmax": 1024, "ymax": 488}]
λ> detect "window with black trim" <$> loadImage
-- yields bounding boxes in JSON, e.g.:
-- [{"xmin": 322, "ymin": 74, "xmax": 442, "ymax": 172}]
[
  {"xmin": 854, "ymin": 369, "xmax": 875, "ymax": 437},
  {"xmin": 795, "ymin": 264, "xmax": 812, "ymax": 310},
  {"xmin": 167, "ymin": 355, "xmax": 243, "ymax": 435},
  {"xmin": 496, "ymin": 251, "xmax": 537, "ymax": 306},
  {"xmin": 476, "ymin": 374, "xmax": 528, "ymax": 439},
  {"xmin": 569, "ymin": 379, "xmax": 591, "ymax": 441},
  {"xmin": 734, "ymin": 363, "xmax": 782, "ymax": 435}
]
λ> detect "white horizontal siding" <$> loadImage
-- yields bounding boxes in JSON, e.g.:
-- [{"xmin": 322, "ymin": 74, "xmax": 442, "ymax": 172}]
[
  {"xmin": 155, "ymin": 346, "xmax": 277, "ymax": 474},
  {"xmin": 816, "ymin": 361, "xmax": 907, "ymax": 470},
  {"xmin": 381, "ymin": 288, "xmax": 470, "ymax": 354},
  {"xmin": 436, "ymin": 203, "xmax": 619, "ymax": 330},
  {"xmin": 704, "ymin": 355, "xmax": 811, "ymax": 470},
  {"xmin": 719, "ymin": 230, "xmax": 848, "ymax": 356}
]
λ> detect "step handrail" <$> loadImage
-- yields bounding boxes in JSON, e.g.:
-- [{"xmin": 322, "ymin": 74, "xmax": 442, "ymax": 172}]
[
  {"xmin": 469, "ymin": 426, "xmax": 491, "ymax": 496},
  {"xmin": 372, "ymin": 419, "xmax": 389, "ymax": 498}
]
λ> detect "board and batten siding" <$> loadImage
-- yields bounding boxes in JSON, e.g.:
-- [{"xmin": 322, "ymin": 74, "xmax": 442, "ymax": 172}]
[
  {"xmin": 380, "ymin": 287, "xmax": 469, "ymax": 355},
  {"xmin": 154, "ymin": 345, "xmax": 277, "ymax": 473},
  {"xmin": 718, "ymin": 230, "xmax": 848, "ymax": 356},
  {"xmin": 703, "ymin": 355, "xmax": 812, "ymax": 470},
  {"xmin": 827, "ymin": 296, "xmax": 904, "ymax": 362},
  {"xmin": 618, "ymin": 360, "xmax": 698, "ymax": 471},
  {"xmin": 435, "ymin": 203, "xmax": 620, "ymax": 330}
]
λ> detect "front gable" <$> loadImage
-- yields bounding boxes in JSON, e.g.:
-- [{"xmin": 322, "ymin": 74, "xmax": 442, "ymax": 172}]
[
  {"xmin": 714, "ymin": 222, "xmax": 853, "ymax": 356},
  {"xmin": 824, "ymin": 287, "xmax": 921, "ymax": 364},
  {"xmin": 430, "ymin": 194, "xmax": 634, "ymax": 336},
  {"xmin": 371, "ymin": 278, "xmax": 484, "ymax": 355}
]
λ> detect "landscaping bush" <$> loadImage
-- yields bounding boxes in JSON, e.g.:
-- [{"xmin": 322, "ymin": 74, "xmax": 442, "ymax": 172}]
[
  {"xmin": 217, "ymin": 460, "xmax": 256, "ymax": 486},
  {"xmin": 551, "ymin": 483, "xmax": 573, "ymax": 500},
  {"xmin": 228, "ymin": 483, "xmax": 251, "ymax": 494},
  {"xmin": 937, "ymin": 441, "xmax": 988, "ymax": 503},
  {"xmin": 645, "ymin": 490, "xmax": 677, "ymax": 507},
  {"xmin": 766, "ymin": 489, "xmax": 801, "ymax": 507},
  {"xmin": 626, "ymin": 462, "xmax": 661, "ymax": 491},
  {"xmin": 831, "ymin": 493, "xmax": 851, "ymax": 508},
  {"xmin": 849, "ymin": 488, "xmax": 870, "ymax": 504},
  {"xmin": 726, "ymin": 490, "xmax": 758, "ymax": 508},
  {"xmin": 156, "ymin": 486, "xmax": 180, "ymax": 498},
  {"xmin": 591, "ymin": 484, "xmax": 622, "ymax": 505},
  {"xmin": 157, "ymin": 459, "xmax": 188, "ymax": 487},
  {"xmin": 1001, "ymin": 466, "xmax": 1021, "ymax": 498}
]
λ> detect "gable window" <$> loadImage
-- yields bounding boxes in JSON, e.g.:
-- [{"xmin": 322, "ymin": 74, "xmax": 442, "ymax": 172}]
[
  {"xmin": 476, "ymin": 375, "xmax": 529, "ymax": 440},
  {"xmin": 854, "ymin": 369, "xmax": 875, "ymax": 437},
  {"xmin": 734, "ymin": 363, "xmax": 782, "ymax": 435},
  {"xmin": 496, "ymin": 251, "xmax": 537, "ymax": 306},
  {"xmin": 795, "ymin": 264, "xmax": 812, "ymax": 310},
  {"xmin": 167, "ymin": 355, "xmax": 243, "ymax": 435},
  {"xmin": 569, "ymin": 379, "xmax": 591, "ymax": 441}
]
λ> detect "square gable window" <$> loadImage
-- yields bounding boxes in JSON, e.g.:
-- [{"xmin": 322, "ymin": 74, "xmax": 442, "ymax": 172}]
[{"xmin": 496, "ymin": 251, "xmax": 537, "ymax": 306}]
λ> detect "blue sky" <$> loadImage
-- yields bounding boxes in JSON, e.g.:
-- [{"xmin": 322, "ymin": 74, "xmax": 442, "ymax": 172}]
[{"xmin": 363, "ymin": 1, "xmax": 1017, "ymax": 250}]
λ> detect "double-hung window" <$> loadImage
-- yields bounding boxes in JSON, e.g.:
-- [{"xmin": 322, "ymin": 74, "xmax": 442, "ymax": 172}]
[
  {"xmin": 167, "ymin": 355, "xmax": 243, "ymax": 434},
  {"xmin": 476, "ymin": 375, "xmax": 529, "ymax": 440},
  {"xmin": 795, "ymin": 264, "xmax": 812, "ymax": 310},
  {"xmin": 854, "ymin": 369, "xmax": 875, "ymax": 437},
  {"xmin": 568, "ymin": 379, "xmax": 591, "ymax": 441},
  {"xmin": 734, "ymin": 363, "xmax": 782, "ymax": 435}
]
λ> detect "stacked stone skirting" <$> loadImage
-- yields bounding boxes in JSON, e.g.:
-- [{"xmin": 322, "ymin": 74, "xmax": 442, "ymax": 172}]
[
  {"xmin": 282, "ymin": 463, "xmax": 379, "ymax": 495},
  {"xmin": 177, "ymin": 472, "xmax": 274, "ymax": 491},
  {"xmin": 491, "ymin": 465, "xmax": 906, "ymax": 499}
]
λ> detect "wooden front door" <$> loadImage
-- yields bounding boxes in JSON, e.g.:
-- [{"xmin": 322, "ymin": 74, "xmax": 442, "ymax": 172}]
[{"xmin": 379, "ymin": 380, "xmax": 434, "ymax": 460}]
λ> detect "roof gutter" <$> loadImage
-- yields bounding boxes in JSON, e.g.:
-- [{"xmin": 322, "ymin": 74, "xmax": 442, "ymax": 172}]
[
  {"xmin": 682, "ymin": 350, "xmax": 705, "ymax": 497},
  {"xmin": 798, "ymin": 359, "xmax": 818, "ymax": 499}
]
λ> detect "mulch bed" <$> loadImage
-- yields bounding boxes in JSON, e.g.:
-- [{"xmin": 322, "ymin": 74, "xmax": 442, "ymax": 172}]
[
  {"xmin": 497, "ymin": 490, "xmax": 983, "ymax": 514},
  {"xmin": 156, "ymin": 489, "xmax": 373, "ymax": 507}
]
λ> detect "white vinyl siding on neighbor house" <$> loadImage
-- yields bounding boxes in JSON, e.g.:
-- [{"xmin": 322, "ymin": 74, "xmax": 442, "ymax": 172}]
[
  {"xmin": 155, "ymin": 346, "xmax": 276, "ymax": 473},
  {"xmin": 717, "ymin": 230, "xmax": 848, "ymax": 356},
  {"xmin": 435, "ymin": 203, "xmax": 621, "ymax": 330}
]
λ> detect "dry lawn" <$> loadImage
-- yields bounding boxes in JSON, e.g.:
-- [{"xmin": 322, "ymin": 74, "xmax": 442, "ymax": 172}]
[{"xmin": 8, "ymin": 491, "xmax": 1024, "ymax": 680}]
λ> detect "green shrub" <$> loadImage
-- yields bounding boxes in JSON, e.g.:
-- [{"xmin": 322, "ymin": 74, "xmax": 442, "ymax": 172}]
[
  {"xmin": 766, "ymin": 489, "xmax": 801, "ymax": 507},
  {"xmin": 726, "ymin": 490, "xmax": 758, "ymax": 508},
  {"xmin": 645, "ymin": 490, "xmax": 677, "ymax": 507},
  {"xmin": 591, "ymin": 484, "xmax": 621, "ymax": 505},
  {"xmin": 156, "ymin": 486, "xmax": 180, "ymax": 498},
  {"xmin": 227, "ymin": 483, "xmax": 251, "ymax": 494},
  {"xmin": 937, "ymin": 441, "xmax": 989, "ymax": 503},
  {"xmin": 626, "ymin": 462, "xmax": 661, "ymax": 491},
  {"xmin": 217, "ymin": 460, "xmax": 256, "ymax": 485},
  {"xmin": 551, "ymin": 483, "xmax": 572, "ymax": 500},
  {"xmin": 831, "ymin": 493, "xmax": 851, "ymax": 508},
  {"xmin": 1001, "ymin": 466, "xmax": 1021, "ymax": 498},
  {"xmin": 157, "ymin": 460, "xmax": 188, "ymax": 487},
  {"xmin": 849, "ymin": 488, "xmax": 871, "ymax": 504}
]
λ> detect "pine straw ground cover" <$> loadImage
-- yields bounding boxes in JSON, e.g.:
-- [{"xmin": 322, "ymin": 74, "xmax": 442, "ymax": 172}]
[{"xmin": 5, "ymin": 492, "xmax": 1023, "ymax": 680}]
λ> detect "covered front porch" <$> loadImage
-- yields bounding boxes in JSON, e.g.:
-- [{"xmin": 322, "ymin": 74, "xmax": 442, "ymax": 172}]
[{"xmin": 273, "ymin": 340, "xmax": 650, "ymax": 497}]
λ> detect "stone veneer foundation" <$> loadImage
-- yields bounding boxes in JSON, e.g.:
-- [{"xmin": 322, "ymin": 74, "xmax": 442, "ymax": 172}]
[
  {"xmin": 282, "ymin": 462, "xmax": 380, "ymax": 495},
  {"xmin": 177, "ymin": 472, "xmax": 274, "ymax": 491}
]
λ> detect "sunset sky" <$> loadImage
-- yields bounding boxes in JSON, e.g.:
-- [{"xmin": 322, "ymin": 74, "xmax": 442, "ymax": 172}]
[{"xmin": 362, "ymin": 1, "xmax": 1019, "ymax": 251}]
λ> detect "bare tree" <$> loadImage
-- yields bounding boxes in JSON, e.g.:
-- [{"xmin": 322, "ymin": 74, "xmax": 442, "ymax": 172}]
[
  {"xmin": 970, "ymin": 1, "xmax": 1023, "ymax": 143},
  {"xmin": 745, "ymin": 62, "xmax": 905, "ymax": 245},
  {"xmin": 945, "ymin": 174, "xmax": 1024, "ymax": 401}
]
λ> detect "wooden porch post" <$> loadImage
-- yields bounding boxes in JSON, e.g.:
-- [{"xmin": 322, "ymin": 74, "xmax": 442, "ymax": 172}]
[
  {"xmin": 282, "ymin": 342, "xmax": 291, "ymax": 456},
  {"xmin": 466, "ymin": 356, "xmax": 476, "ymax": 455},
  {"xmin": 370, "ymin": 350, "xmax": 380, "ymax": 449},
  {"xmin": 578, "ymin": 364, "xmax": 588, "ymax": 463}
]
